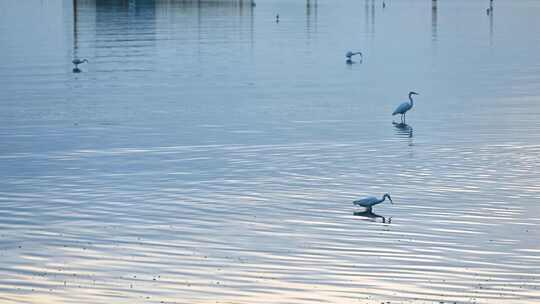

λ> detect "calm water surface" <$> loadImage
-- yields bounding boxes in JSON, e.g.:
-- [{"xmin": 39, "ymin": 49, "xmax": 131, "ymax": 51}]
[{"xmin": 1, "ymin": 0, "xmax": 540, "ymax": 303}]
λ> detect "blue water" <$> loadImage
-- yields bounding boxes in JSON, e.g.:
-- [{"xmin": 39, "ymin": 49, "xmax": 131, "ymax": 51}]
[{"xmin": 1, "ymin": 0, "xmax": 539, "ymax": 303}]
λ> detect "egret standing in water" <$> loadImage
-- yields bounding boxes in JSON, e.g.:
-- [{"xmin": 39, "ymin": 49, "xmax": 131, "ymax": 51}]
[
  {"xmin": 392, "ymin": 91, "xmax": 419, "ymax": 123},
  {"xmin": 346, "ymin": 51, "xmax": 363, "ymax": 64},
  {"xmin": 353, "ymin": 194, "xmax": 393, "ymax": 212},
  {"xmin": 72, "ymin": 58, "xmax": 88, "ymax": 68},
  {"xmin": 72, "ymin": 59, "xmax": 88, "ymax": 73}
]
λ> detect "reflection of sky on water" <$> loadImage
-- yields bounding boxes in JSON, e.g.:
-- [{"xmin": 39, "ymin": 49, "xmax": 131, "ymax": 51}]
[{"xmin": 1, "ymin": 142, "xmax": 539, "ymax": 303}]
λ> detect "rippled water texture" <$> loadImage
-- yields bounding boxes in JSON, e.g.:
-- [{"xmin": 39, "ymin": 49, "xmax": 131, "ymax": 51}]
[{"xmin": 1, "ymin": 0, "xmax": 540, "ymax": 303}]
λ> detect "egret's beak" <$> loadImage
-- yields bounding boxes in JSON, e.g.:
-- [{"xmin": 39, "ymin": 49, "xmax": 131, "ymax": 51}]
[{"xmin": 388, "ymin": 196, "xmax": 393, "ymax": 204}]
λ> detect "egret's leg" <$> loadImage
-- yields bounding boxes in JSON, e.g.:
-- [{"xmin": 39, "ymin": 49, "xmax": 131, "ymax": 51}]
[{"xmin": 403, "ymin": 113, "xmax": 406, "ymax": 123}]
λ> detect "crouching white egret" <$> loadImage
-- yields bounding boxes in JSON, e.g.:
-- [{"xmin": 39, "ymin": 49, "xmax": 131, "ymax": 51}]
[
  {"xmin": 346, "ymin": 51, "xmax": 363, "ymax": 64},
  {"xmin": 353, "ymin": 194, "xmax": 393, "ymax": 212},
  {"xmin": 346, "ymin": 51, "xmax": 362, "ymax": 59},
  {"xmin": 392, "ymin": 91, "xmax": 419, "ymax": 123},
  {"xmin": 72, "ymin": 58, "xmax": 88, "ymax": 67}
]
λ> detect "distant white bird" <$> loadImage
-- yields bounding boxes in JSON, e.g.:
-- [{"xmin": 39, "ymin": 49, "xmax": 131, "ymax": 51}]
[
  {"xmin": 392, "ymin": 91, "xmax": 419, "ymax": 123},
  {"xmin": 72, "ymin": 58, "xmax": 88, "ymax": 67},
  {"xmin": 346, "ymin": 51, "xmax": 362, "ymax": 61},
  {"xmin": 353, "ymin": 194, "xmax": 393, "ymax": 212}
]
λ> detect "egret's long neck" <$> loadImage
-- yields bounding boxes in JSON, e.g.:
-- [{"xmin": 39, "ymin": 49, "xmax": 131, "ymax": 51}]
[
  {"xmin": 380, "ymin": 195, "xmax": 387, "ymax": 203},
  {"xmin": 408, "ymin": 94, "xmax": 414, "ymax": 106}
]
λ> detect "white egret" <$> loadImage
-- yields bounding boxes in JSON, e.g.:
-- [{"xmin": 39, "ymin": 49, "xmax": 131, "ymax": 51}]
[
  {"xmin": 346, "ymin": 51, "xmax": 362, "ymax": 64},
  {"xmin": 72, "ymin": 58, "xmax": 88, "ymax": 68},
  {"xmin": 353, "ymin": 194, "xmax": 393, "ymax": 212},
  {"xmin": 346, "ymin": 51, "xmax": 362, "ymax": 61},
  {"xmin": 392, "ymin": 91, "xmax": 419, "ymax": 123}
]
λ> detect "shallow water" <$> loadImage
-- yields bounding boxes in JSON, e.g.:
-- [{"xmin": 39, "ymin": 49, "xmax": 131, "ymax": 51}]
[{"xmin": 1, "ymin": 0, "xmax": 540, "ymax": 303}]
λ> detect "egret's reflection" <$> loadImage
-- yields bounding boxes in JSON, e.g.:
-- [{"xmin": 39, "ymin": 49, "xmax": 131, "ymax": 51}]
[
  {"xmin": 354, "ymin": 209, "xmax": 391, "ymax": 223},
  {"xmin": 72, "ymin": 67, "xmax": 82, "ymax": 73},
  {"xmin": 393, "ymin": 121, "xmax": 413, "ymax": 138}
]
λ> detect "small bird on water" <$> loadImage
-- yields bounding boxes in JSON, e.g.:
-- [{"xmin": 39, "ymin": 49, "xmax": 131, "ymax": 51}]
[
  {"xmin": 72, "ymin": 59, "xmax": 88, "ymax": 73},
  {"xmin": 346, "ymin": 51, "xmax": 362, "ymax": 64},
  {"xmin": 392, "ymin": 91, "xmax": 419, "ymax": 124},
  {"xmin": 353, "ymin": 194, "xmax": 393, "ymax": 212},
  {"xmin": 72, "ymin": 58, "xmax": 88, "ymax": 68}
]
